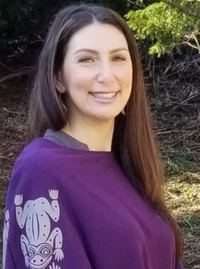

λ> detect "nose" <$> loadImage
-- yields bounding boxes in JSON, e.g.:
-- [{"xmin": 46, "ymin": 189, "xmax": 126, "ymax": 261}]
[{"xmin": 97, "ymin": 61, "xmax": 115, "ymax": 84}]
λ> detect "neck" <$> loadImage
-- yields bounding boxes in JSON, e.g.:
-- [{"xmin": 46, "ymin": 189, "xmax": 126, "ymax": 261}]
[{"xmin": 61, "ymin": 118, "xmax": 114, "ymax": 151}]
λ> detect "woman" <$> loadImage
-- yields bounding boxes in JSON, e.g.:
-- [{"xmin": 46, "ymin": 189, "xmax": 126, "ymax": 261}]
[{"xmin": 3, "ymin": 4, "xmax": 183, "ymax": 269}]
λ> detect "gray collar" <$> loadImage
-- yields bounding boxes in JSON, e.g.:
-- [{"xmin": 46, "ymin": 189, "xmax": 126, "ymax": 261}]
[{"xmin": 43, "ymin": 129, "xmax": 89, "ymax": 151}]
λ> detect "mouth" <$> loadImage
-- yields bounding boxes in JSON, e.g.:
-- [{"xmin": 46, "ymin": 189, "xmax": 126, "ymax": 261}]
[{"xmin": 89, "ymin": 92, "xmax": 118, "ymax": 99}]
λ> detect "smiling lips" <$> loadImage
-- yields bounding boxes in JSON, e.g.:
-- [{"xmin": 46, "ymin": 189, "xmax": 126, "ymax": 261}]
[{"xmin": 90, "ymin": 92, "xmax": 118, "ymax": 99}]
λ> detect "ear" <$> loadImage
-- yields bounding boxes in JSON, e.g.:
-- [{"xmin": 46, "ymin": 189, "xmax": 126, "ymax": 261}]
[{"xmin": 54, "ymin": 72, "xmax": 66, "ymax": 93}]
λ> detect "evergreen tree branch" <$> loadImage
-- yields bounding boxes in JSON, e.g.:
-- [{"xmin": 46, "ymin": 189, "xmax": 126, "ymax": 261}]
[{"xmin": 161, "ymin": 0, "xmax": 198, "ymax": 18}]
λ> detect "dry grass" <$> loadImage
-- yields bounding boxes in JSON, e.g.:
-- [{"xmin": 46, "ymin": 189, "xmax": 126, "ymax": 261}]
[{"xmin": 148, "ymin": 53, "xmax": 200, "ymax": 269}]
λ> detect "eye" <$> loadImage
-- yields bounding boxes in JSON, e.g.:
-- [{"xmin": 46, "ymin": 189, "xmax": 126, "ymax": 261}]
[
  {"xmin": 78, "ymin": 56, "xmax": 94, "ymax": 63},
  {"xmin": 112, "ymin": 56, "xmax": 126, "ymax": 62},
  {"xmin": 38, "ymin": 244, "xmax": 53, "ymax": 258}
]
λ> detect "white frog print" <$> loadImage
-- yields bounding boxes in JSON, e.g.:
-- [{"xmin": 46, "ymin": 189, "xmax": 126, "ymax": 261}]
[
  {"xmin": 15, "ymin": 190, "xmax": 64, "ymax": 269},
  {"xmin": 2, "ymin": 210, "xmax": 10, "ymax": 269}
]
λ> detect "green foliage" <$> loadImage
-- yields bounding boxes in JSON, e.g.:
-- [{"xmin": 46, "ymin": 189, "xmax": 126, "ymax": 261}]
[
  {"xmin": 163, "ymin": 149, "xmax": 196, "ymax": 177},
  {"xmin": 125, "ymin": 1, "xmax": 200, "ymax": 56},
  {"xmin": 183, "ymin": 216, "xmax": 200, "ymax": 236}
]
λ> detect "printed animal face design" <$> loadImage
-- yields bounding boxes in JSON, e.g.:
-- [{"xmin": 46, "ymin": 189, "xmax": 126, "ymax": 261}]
[
  {"xmin": 15, "ymin": 190, "xmax": 64, "ymax": 269},
  {"xmin": 28, "ymin": 244, "xmax": 53, "ymax": 269}
]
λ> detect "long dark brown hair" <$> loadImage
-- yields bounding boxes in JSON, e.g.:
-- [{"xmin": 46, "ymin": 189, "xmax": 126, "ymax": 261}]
[{"xmin": 28, "ymin": 4, "xmax": 183, "ymax": 267}]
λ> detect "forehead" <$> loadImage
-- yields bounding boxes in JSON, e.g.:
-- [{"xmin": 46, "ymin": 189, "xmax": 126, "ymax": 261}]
[{"xmin": 67, "ymin": 22, "xmax": 128, "ymax": 53}]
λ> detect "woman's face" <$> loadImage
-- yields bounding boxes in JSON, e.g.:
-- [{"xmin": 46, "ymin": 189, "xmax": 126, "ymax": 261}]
[{"xmin": 59, "ymin": 22, "xmax": 132, "ymax": 124}]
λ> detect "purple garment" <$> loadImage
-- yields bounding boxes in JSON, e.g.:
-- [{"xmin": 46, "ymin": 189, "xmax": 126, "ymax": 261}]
[{"xmin": 3, "ymin": 138, "xmax": 183, "ymax": 269}]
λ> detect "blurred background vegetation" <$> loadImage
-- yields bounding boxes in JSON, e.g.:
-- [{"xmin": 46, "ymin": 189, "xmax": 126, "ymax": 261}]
[{"xmin": 0, "ymin": 0, "xmax": 200, "ymax": 68}]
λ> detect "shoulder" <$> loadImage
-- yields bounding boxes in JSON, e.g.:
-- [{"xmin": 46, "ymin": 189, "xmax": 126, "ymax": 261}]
[
  {"xmin": 9, "ymin": 138, "xmax": 65, "ymax": 191},
  {"xmin": 18, "ymin": 137, "xmax": 60, "ymax": 159},
  {"xmin": 14, "ymin": 138, "xmax": 63, "ymax": 170}
]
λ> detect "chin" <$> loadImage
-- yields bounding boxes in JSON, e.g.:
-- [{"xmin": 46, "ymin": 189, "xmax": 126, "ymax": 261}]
[
  {"xmin": 92, "ymin": 109, "xmax": 122, "ymax": 119},
  {"xmin": 93, "ymin": 114, "xmax": 119, "ymax": 122}
]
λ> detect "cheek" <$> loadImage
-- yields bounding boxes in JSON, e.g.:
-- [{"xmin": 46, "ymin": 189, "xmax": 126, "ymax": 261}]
[
  {"xmin": 119, "ymin": 67, "xmax": 133, "ymax": 88},
  {"xmin": 64, "ymin": 71, "xmax": 93, "ymax": 92}
]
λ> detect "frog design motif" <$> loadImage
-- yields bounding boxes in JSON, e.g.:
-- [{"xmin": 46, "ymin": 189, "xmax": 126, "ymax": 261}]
[
  {"xmin": 2, "ymin": 210, "xmax": 10, "ymax": 269},
  {"xmin": 15, "ymin": 190, "xmax": 64, "ymax": 269}
]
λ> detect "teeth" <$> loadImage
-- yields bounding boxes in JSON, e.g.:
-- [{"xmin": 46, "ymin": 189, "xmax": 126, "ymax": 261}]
[{"xmin": 91, "ymin": 92, "xmax": 116, "ymax": 99}]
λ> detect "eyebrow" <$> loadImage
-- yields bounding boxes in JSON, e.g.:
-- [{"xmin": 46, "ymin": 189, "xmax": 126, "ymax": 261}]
[{"xmin": 74, "ymin": 47, "xmax": 129, "ymax": 54}]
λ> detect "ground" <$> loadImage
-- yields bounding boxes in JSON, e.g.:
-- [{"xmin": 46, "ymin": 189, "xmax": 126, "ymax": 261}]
[
  {"xmin": 0, "ymin": 80, "xmax": 28, "ymax": 268},
  {"xmin": 0, "ymin": 57, "xmax": 200, "ymax": 268}
]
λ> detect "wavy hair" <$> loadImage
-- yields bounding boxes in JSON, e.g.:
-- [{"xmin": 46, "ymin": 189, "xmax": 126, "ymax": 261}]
[{"xmin": 28, "ymin": 4, "xmax": 183, "ymax": 267}]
